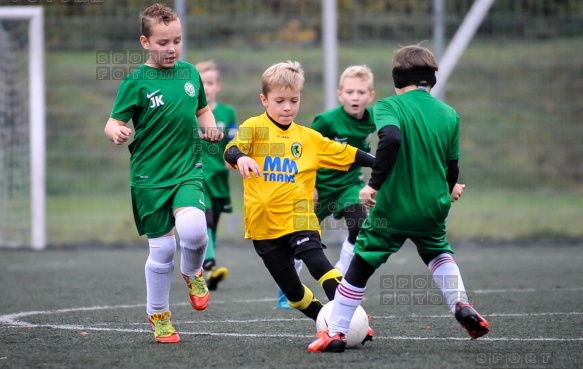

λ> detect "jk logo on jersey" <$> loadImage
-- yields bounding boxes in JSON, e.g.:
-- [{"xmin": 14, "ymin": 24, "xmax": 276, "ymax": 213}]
[{"xmin": 147, "ymin": 90, "xmax": 164, "ymax": 108}]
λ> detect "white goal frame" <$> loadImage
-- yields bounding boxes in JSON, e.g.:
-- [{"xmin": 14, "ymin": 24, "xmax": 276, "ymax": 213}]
[{"xmin": 0, "ymin": 6, "xmax": 45, "ymax": 250}]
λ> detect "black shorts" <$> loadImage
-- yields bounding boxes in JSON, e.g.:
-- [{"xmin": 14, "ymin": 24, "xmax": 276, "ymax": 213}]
[{"xmin": 253, "ymin": 231, "xmax": 325, "ymax": 258}]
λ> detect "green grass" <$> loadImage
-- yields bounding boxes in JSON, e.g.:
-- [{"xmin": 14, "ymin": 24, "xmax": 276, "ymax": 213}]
[{"xmin": 34, "ymin": 38, "xmax": 583, "ymax": 246}]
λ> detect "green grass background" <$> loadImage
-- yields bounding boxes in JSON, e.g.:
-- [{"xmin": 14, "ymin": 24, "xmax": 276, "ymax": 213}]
[{"xmin": 40, "ymin": 38, "xmax": 583, "ymax": 246}]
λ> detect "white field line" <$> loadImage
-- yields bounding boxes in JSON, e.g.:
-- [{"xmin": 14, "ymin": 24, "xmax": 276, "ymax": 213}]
[{"xmin": 1, "ymin": 287, "xmax": 582, "ymax": 342}]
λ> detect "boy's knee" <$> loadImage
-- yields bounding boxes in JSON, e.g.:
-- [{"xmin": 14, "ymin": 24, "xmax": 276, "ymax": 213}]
[{"xmin": 175, "ymin": 207, "xmax": 208, "ymax": 248}]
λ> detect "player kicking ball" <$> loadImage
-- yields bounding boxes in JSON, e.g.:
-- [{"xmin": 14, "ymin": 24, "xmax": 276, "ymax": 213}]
[
  {"xmin": 308, "ymin": 44, "xmax": 489, "ymax": 353},
  {"xmin": 225, "ymin": 61, "xmax": 374, "ymax": 342}
]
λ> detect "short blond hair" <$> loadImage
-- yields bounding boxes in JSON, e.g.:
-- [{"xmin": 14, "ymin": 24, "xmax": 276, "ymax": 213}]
[
  {"xmin": 262, "ymin": 60, "xmax": 304, "ymax": 95},
  {"xmin": 196, "ymin": 60, "xmax": 220, "ymax": 78},
  {"xmin": 338, "ymin": 65, "xmax": 374, "ymax": 91}
]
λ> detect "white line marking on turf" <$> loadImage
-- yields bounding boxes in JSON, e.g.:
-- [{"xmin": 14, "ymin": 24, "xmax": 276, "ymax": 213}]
[{"xmin": 2, "ymin": 288, "xmax": 583, "ymax": 343}]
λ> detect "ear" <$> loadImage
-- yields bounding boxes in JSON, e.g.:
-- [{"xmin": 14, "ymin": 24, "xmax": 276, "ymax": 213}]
[
  {"xmin": 368, "ymin": 90, "xmax": 376, "ymax": 103},
  {"xmin": 259, "ymin": 93, "xmax": 268, "ymax": 107},
  {"xmin": 139, "ymin": 35, "xmax": 149, "ymax": 50},
  {"xmin": 336, "ymin": 89, "xmax": 343, "ymax": 102}
]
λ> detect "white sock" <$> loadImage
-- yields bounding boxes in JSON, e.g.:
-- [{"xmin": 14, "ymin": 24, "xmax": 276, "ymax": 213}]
[
  {"xmin": 145, "ymin": 235, "xmax": 176, "ymax": 315},
  {"xmin": 334, "ymin": 238, "xmax": 355, "ymax": 275},
  {"xmin": 428, "ymin": 253, "xmax": 469, "ymax": 313},
  {"xmin": 294, "ymin": 258, "xmax": 303, "ymax": 275},
  {"xmin": 175, "ymin": 207, "xmax": 208, "ymax": 278},
  {"xmin": 327, "ymin": 279, "xmax": 365, "ymax": 336}
]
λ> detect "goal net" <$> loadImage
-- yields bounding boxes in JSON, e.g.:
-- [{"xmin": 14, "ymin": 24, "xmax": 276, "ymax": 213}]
[{"xmin": 0, "ymin": 7, "xmax": 45, "ymax": 249}]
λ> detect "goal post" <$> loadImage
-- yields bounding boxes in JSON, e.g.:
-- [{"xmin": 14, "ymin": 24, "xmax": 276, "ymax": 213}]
[{"xmin": 0, "ymin": 6, "xmax": 45, "ymax": 250}]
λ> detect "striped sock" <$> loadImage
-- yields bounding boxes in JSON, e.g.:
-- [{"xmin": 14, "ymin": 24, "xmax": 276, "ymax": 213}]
[
  {"xmin": 428, "ymin": 253, "xmax": 469, "ymax": 313},
  {"xmin": 327, "ymin": 279, "xmax": 365, "ymax": 336}
]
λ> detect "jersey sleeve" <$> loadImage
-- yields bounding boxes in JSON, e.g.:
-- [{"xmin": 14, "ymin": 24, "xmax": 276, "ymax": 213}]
[
  {"xmin": 448, "ymin": 113, "xmax": 461, "ymax": 161},
  {"xmin": 110, "ymin": 78, "xmax": 138, "ymax": 122},
  {"xmin": 313, "ymin": 130, "xmax": 358, "ymax": 171},
  {"xmin": 225, "ymin": 118, "xmax": 255, "ymax": 160},
  {"xmin": 373, "ymin": 99, "xmax": 400, "ymax": 130}
]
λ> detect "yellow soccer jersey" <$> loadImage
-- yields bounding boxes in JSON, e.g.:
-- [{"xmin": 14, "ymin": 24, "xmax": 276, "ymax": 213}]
[{"xmin": 226, "ymin": 113, "xmax": 358, "ymax": 240}]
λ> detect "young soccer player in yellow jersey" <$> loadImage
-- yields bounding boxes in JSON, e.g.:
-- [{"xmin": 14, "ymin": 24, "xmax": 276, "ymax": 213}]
[
  {"xmin": 104, "ymin": 3, "xmax": 223, "ymax": 344},
  {"xmin": 224, "ymin": 61, "xmax": 374, "ymax": 336},
  {"xmin": 195, "ymin": 60, "xmax": 238, "ymax": 291},
  {"xmin": 274, "ymin": 65, "xmax": 376, "ymax": 309}
]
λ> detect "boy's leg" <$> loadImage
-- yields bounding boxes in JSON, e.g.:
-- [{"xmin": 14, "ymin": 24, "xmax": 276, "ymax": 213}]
[
  {"xmin": 309, "ymin": 226, "xmax": 402, "ymax": 352},
  {"xmin": 415, "ymin": 232, "xmax": 490, "ymax": 339},
  {"xmin": 175, "ymin": 206, "xmax": 210, "ymax": 311},
  {"xmin": 275, "ymin": 257, "xmax": 303, "ymax": 309},
  {"xmin": 132, "ymin": 186, "xmax": 181, "ymax": 343},
  {"xmin": 254, "ymin": 237, "xmax": 323, "ymax": 320}
]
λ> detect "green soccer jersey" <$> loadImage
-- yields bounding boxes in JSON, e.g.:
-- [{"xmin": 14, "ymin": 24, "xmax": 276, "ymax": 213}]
[
  {"xmin": 311, "ymin": 105, "xmax": 376, "ymax": 195},
  {"xmin": 110, "ymin": 61, "xmax": 207, "ymax": 188},
  {"xmin": 201, "ymin": 102, "xmax": 237, "ymax": 198},
  {"xmin": 371, "ymin": 89, "xmax": 460, "ymax": 235}
]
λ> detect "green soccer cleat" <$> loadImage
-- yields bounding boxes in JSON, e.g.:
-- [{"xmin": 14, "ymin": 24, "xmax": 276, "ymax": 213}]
[
  {"xmin": 148, "ymin": 311, "xmax": 180, "ymax": 343},
  {"xmin": 182, "ymin": 270, "xmax": 210, "ymax": 311}
]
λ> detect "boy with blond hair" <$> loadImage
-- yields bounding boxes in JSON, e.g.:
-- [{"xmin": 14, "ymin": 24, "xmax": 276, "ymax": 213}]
[
  {"xmin": 195, "ymin": 60, "xmax": 237, "ymax": 291},
  {"xmin": 224, "ymin": 61, "xmax": 373, "ymax": 341},
  {"xmin": 274, "ymin": 65, "xmax": 376, "ymax": 309},
  {"xmin": 308, "ymin": 44, "xmax": 487, "ymax": 353},
  {"xmin": 104, "ymin": 3, "xmax": 223, "ymax": 344}
]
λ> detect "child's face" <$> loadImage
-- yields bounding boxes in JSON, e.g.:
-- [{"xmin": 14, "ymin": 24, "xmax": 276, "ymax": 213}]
[
  {"xmin": 140, "ymin": 19, "xmax": 182, "ymax": 69},
  {"xmin": 200, "ymin": 70, "xmax": 221, "ymax": 105},
  {"xmin": 260, "ymin": 86, "xmax": 301, "ymax": 126},
  {"xmin": 337, "ymin": 77, "xmax": 375, "ymax": 120}
]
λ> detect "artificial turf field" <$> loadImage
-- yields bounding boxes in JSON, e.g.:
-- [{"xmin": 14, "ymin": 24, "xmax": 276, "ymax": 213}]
[{"xmin": 1, "ymin": 240, "xmax": 581, "ymax": 369}]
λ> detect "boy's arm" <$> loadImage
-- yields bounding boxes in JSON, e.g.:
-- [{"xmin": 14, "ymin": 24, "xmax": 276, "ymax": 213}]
[
  {"xmin": 351, "ymin": 150, "xmax": 375, "ymax": 169},
  {"xmin": 104, "ymin": 118, "xmax": 132, "ymax": 145},
  {"xmin": 367, "ymin": 125, "xmax": 401, "ymax": 190},
  {"xmin": 197, "ymin": 106, "xmax": 224, "ymax": 142}
]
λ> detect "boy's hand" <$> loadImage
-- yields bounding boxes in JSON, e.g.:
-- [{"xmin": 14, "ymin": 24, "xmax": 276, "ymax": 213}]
[
  {"xmin": 200, "ymin": 127, "xmax": 224, "ymax": 142},
  {"xmin": 451, "ymin": 183, "xmax": 466, "ymax": 202},
  {"xmin": 112, "ymin": 126, "xmax": 132, "ymax": 145},
  {"xmin": 359, "ymin": 185, "xmax": 377, "ymax": 210},
  {"xmin": 237, "ymin": 156, "xmax": 262, "ymax": 179}
]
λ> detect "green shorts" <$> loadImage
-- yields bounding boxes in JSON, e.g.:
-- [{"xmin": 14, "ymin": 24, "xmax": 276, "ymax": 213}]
[
  {"xmin": 315, "ymin": 183, "xmax": 362, "ymax": 220},
  {"xmin": 131, "ymin": 178, "xmax": 206, "ymax": 238},
  {"xmin": 353, "ymin": 217, "xmax": 454, "ymax": 269}
]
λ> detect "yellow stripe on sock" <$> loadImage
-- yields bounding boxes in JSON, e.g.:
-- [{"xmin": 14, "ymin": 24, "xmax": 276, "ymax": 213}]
[
  {"xmin": 318, "ymin": 268, "xmax": 343, "ymax": 287},
  {"xmin": 288, "ymin": 285, "xmax": 317, "ymax": 311}
]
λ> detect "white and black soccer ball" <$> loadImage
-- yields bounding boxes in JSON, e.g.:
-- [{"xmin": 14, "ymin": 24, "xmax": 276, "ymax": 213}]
[{"xmin": 316, "ymin": 301, "xmax": 370, "ymax": 348}]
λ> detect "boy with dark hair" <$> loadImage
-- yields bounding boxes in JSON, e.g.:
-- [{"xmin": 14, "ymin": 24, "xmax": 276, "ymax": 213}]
[{"xmin": 308, "ymin": 44, "xmax": 487, "ymax": 353}]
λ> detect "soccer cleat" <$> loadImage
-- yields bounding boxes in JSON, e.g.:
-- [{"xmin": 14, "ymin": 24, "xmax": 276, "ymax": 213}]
[
  {"xmin": 274, "ymin": 288, "xmax": 291, "ymax": 309},
  {"xmin": 148, "ymin": 311, "xmax": 180, "ymax": 343},
  {"xmin": 182, "ymin": 270, "xmax": 210, "ymax": 311},
  {"xmin": 454, "ymin": 302, "xmax": 490, "ymax": 339},
  {"xmin": 308, "ymin": 330, "xmax": 347, "ymax": 353},
  {"xmin": 205, "ymin": 266, "xmax": 228, "ymax": 291},
  {"xmin": 362, "ymin": 326, "xmax": 374, "ymax": 345}
]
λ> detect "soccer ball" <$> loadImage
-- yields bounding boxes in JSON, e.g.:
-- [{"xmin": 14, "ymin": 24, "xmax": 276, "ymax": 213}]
[{"xmin": 316, "ymin": 301, "xmax": 370, "ymax": 348}]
